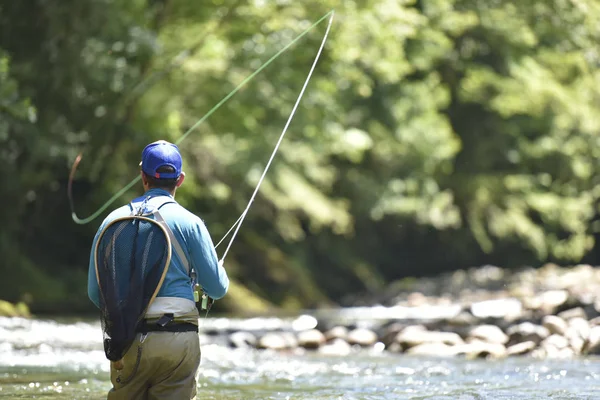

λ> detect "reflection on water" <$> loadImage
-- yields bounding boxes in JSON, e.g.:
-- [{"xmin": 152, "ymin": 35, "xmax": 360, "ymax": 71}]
[{"xmin": 1, "ymin": 317, "xmax": 599, "ymax": 399}]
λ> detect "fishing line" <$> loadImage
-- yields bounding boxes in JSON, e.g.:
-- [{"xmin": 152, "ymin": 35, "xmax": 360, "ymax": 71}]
[
  {"xmin": 217, "ymin": 11, "xmax": 335, "ymax": 262},
  {"xmin": 69, "ymin": 10, "xmax": 335, "ymax": 227}
]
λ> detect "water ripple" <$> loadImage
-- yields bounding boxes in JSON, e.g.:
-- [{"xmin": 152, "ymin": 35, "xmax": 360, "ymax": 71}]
[{"xmin": 1, "ymin": 317, "xmax": 600, "ymax": 399}]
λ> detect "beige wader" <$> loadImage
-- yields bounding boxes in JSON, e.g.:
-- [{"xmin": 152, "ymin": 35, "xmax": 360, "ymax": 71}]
[{"xmin": 107, "ymin": 311, "xmax": 202, "ymax": 400}]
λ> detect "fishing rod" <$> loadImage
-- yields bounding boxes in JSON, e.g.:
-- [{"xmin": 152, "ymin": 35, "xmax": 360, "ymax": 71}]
[{"xmin": 69, "ymin": 10, "xmax": 335, "ymax": 263}]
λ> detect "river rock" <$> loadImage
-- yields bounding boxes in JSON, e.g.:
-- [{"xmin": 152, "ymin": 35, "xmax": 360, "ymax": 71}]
[
  {"xmin": 553, "ymin": 347, "xmax": 576, "ymax": 359},
  {"xmin": 571, "ymin": 290, "xmax": 595, "ymax": 309},
  {"xmin": 292, "ymin": 315, "xmax": 319, "ymax": 331},
  {"xmin": 564, "ymin": 318, "xmax": 590, "ymax": 354},
  {"xmin": 282, "ymin": 332, "xmax": 299, "ymax": 348},
  {"xmin": 567, "ymin": 317, "xmax": 591, "ymax": 340},
  {"xmin": 594, "ymin": 298, "xmax": 600, "ymax": 315},
  {"xmin": 407, "ymin": 291, "xmax": 429, "ymax": 306},
  {"xmin": 386, "ymin": 342, "xmax": 403, "ymax": 353},
  {"xmin": 582, "ymin": 326, "xmax": 600, "ymax": 355},
  {"xmin": 228, "ymin": 331, "xmax": 257, "ymax": 348},
  {"xmin": 470, "ymin": 298, "xmax": 522, "ymax": 321},
  {"xmin": 468, "ymin": 325, "xmax": 509, "ymax": 344},
  {"xmin": 324, "ymin": 326, "xmax": 348, "ymax": 342},
  {"xmin": 542, "ymin": 315, "xmax": 568, "ymax": 336},
  {"xmin": 540, "ymin": 334, "xmax": 569, "ymax": 351},
  {"xmin": 318, "ymin": 338, "xmax": 352, "ymax": 356},
  {"xmin": 535, "ymin": 290, "xmax": 569, "ymax": 314},
  {"xmin": 381, "ymin": 323, "xmax": 406, "ymax": 346},
  {"xmin": 507, "ymin": 322, "xmax": 549, "ymax": 345},
  {"xmin": 395, "ymin": 327, "xmax": 464, "ymax": 349},
  {"xmin": 447, "ymin": 311, "xmax": 479, "ymax": 326},
  {"xmin": 297, "ymin": 329, "xmax": 326, "ymax": 349},
  {"xmin": 569, "ymin": 335, "xmax": 585, "ymax": 354},
  {"xmin": 346, "ymin": 328, "xmax": 378, "ymax": 347},
  {"xmin": 557, "ymin": 307, "xmax": 587, "ymax": 321},
  {"xmin": 534, "ymin": 345, "xmax": 575, "ymax": 359},
  {"xmin": 257, "ymin": 332, "xmax": 297, "ymax": 350},
  {"xmin": 456, "ymin": 340, "xmax": 507, "ymax": 359},
  {"xmin": 507, "ymin": 341, "xmax": 537, "ymax": 356},
  {"xmin": 406, "ymin": 342, "xmax": 458, "ymax": 357},
  {"xmin": 589, "ymin": 316, "xmax": 600, "ymax": 327}
]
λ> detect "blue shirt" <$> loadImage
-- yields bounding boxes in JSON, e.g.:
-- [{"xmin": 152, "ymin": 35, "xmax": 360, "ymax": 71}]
[{"xmin": 87, "ymin": 188, "xmax": 229, "ymax": 308}]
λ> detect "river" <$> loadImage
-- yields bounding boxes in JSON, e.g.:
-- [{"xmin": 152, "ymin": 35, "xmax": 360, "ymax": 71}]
[{"xmin": 0, "ymin": 316, "xmax": 599, "ymax": 399}]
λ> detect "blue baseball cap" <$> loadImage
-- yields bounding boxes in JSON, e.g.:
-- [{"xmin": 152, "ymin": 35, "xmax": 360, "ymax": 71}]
[{"xmin": 140, "ymin": 140, "xmax": 182, "ymax": 179}]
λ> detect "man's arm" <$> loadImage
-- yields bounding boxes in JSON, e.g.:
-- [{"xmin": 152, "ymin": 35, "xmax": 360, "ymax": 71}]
[{"xmin": 188, "ymin": 218, "xmax": 229, "ymax": 299}]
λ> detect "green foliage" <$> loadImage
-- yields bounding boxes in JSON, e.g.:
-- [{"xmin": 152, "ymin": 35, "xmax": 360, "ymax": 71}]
[{"xmin": 1, "ymin": 0, "xmax": 600, "ymax": 313}]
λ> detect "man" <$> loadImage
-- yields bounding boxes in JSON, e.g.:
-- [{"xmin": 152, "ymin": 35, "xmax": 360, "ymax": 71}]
[{"xmin": 88, "ymin": 140, "xmax": 229, "ymax": 400}]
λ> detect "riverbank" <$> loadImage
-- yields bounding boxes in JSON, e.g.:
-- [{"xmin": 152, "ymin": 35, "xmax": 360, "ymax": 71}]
[
  {"xmin": 221, "ymin": 264, "xmax": 600, "ymax": 359},
  {"xmin": 3, "ymin": 264, "xmax": 600, "ymax": 360}
]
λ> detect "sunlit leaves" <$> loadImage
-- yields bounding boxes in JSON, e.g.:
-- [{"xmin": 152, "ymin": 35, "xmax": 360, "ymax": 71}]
[{"xmin": 446, "ymin": 0, "xmax": 600, "ymax": 262}]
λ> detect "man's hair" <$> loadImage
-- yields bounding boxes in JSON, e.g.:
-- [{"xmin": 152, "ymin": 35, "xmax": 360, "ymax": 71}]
[{"xmin": 143, "ymin": 165, "xmax": 179, "ymax": 190}]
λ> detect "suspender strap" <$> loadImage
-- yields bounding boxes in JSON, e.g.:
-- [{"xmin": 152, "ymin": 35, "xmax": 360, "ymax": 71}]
[{"xmin": 153, "ymin": 209, "xmax": 191, "ymax": 276}]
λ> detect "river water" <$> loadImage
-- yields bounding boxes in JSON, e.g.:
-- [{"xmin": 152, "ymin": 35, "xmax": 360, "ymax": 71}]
[{"xmin": 0, "ymin": 316, "xmax": 599, "ymax": 399}]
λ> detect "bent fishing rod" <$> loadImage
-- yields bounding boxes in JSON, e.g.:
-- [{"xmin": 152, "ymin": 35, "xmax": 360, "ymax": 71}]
[{"xmin": 69, "ymin": 10, "xmax": 335, "ymax": 265}]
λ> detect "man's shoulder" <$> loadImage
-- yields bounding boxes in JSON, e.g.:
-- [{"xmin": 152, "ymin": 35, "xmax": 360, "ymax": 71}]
[
  {"xmin": 101, "ymin": 204, "xmax": 133, "ymax": 224},
  {"xmin": 160, "ymin": 202, "xmax": 204, "ymax": 226}
]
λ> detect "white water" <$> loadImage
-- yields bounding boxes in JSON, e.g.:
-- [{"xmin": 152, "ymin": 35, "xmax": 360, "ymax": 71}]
[{"xmin": 1, "ymin": 316, "xmax": 600, "ymax": 399}]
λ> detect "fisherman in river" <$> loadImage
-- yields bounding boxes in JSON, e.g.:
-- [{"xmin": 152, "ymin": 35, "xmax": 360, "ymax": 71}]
[{"xmin": 87, "ymin": 140, "xmax": 229, "ymax": 399}]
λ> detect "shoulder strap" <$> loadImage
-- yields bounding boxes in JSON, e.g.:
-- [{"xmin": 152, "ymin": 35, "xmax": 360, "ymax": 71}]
[
  {"xmin": 153, "ymin": 208, "xmax": 191, "ymax": 276},
  {"xmin": 129, "ymin": 195, "xmax": 191, "ymax": 277}
]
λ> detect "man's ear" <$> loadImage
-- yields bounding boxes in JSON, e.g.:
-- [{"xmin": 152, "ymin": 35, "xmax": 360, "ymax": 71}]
[
  {"xmin": 176, "ymin": 172, "xmax": 186, "ymax": 188},
  {"xmin": 140, "ymin": 171, "xmax": 147, "ymax": 185}
]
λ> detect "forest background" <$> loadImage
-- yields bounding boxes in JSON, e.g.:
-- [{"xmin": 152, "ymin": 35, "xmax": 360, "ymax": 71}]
[{"xmin": 1, "ymin": 0, "xmax": 600, "ymax": 315}]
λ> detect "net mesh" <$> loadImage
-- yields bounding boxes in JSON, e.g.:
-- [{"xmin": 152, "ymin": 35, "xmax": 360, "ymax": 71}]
[{"xmin": 95, "ymin": 216, "xmax": 170, "ymax": 361}]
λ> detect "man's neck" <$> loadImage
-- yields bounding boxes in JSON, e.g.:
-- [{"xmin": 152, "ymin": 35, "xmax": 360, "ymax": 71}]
[{"xmin": 145, "ymin": 187, "xmax": 175, "ymax": 197}]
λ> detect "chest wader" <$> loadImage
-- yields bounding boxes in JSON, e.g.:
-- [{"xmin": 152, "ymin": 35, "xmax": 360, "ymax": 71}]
[{"xmin": 94, "ymin": 195, "xmax": 202, "ymax": 384}]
